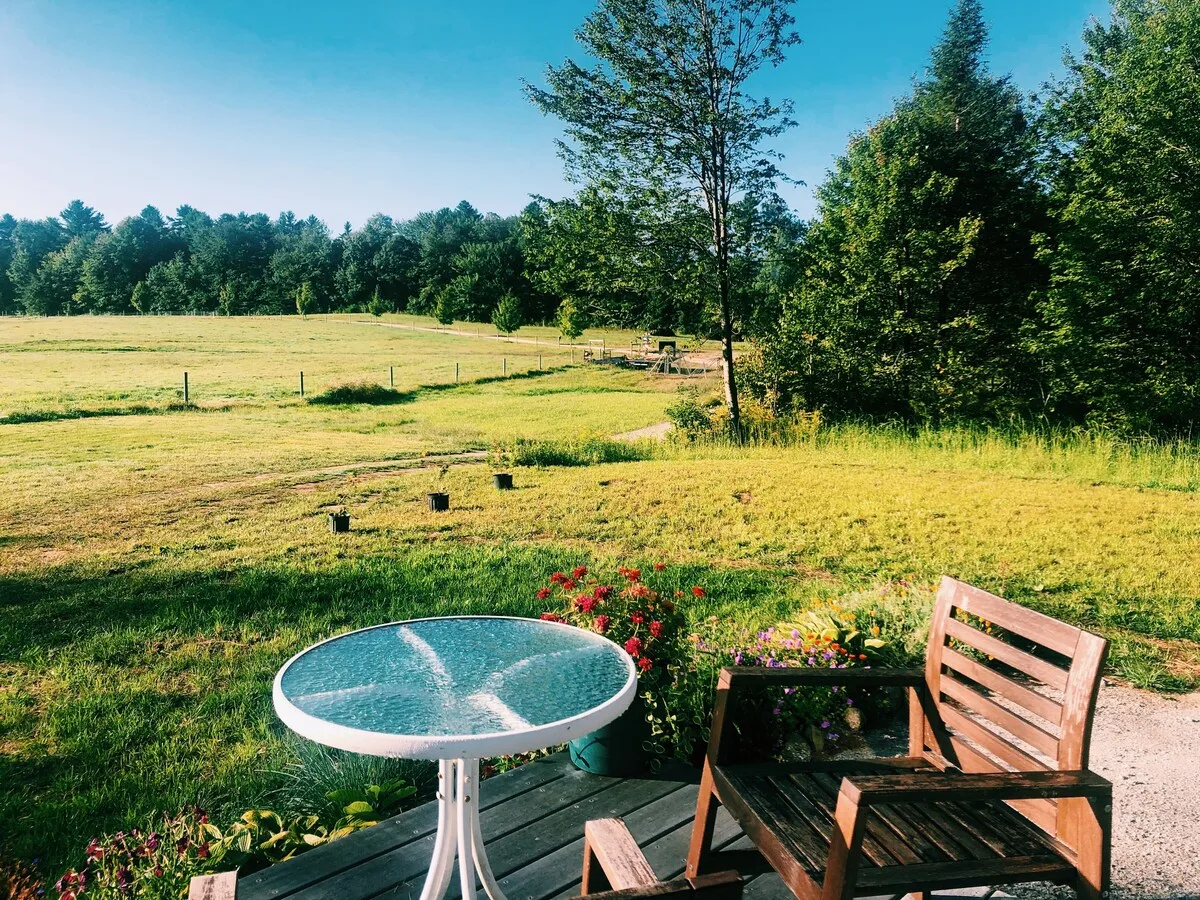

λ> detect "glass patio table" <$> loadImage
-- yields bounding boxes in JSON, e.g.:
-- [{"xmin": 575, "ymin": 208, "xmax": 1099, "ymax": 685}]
[{"xmin": 273, "ymin": 616, "xmax": 637, "ymax": 900}]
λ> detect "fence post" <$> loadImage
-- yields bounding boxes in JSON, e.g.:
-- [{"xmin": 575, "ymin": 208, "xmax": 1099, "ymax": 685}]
[
  {"xmin": 300, "ymin": 371, "xmax": 305, "ymax": 397},
  {"xmin": 184, "ymin": 372, "xmax": 189, "ymax": 404},
  {"xmin": 389, "ymin": 366, "xmax": 394, "ymax": 387},
  {"xmin": 455, "ymin": 362, "xmax": 459, "ymax": 384},
  {"xmin": 502, "ymin": 358, "xmax": 507, "ymax": 375},
  {"xmin": 538, "ymin": 354, "xmax": 542, "ymax": 370}
]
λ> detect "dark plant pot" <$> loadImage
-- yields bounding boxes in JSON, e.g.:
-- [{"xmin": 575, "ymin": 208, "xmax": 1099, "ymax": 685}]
[
  {"xmin": 569, "ymin": 695, "xmax": 650, "ymax": 777},
  {"xmin": 328, "ymin": 512, "xmax": 350, "ymax": 533},
  {"xmin": 427, "ymin": 492, "xmax": 450, "ymax": 512},
  {"xmin": 493, "ymin": 472, "xmax": 514, "ymax": 490}
]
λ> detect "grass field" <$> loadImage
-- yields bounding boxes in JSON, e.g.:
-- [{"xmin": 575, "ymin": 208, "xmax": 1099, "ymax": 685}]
[{"xmin": 2, "ymin": 314, "xmax": 1199, "ymax": 874}]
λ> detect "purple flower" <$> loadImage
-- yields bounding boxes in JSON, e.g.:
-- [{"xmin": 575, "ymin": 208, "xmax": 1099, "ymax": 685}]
[
  {"xmin": 831, "ymin": 685, "xmax": 839, "ymax": 693},
  {"xmin": 820, "ymin": 720, "xmax": 831, "ymax": 729},
  {"xmin": 829, "ymin": 733, "xmax": 839, "ymax": 741}
]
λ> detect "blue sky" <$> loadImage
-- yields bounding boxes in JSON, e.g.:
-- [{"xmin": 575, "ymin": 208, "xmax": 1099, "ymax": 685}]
[{"xmin": 0, "ymin": 0, "xmax": 1106, "ymax": 227}]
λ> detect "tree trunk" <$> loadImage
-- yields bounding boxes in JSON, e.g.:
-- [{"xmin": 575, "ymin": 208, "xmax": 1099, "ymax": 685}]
[{"xmin": 713, "ymin": 214, "xmax": 742, "ymax": 442}]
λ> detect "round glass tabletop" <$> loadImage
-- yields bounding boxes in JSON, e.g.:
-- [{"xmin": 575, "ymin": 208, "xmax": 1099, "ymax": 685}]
[{"xmin": 273, "ymin": 616, "xmax": 637, "ymax": 759}]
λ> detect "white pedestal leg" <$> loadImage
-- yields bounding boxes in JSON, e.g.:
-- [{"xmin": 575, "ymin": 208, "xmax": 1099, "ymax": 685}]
[
  {"xmin": 419, "ymin": 759, "xmax": 458, "ymax": 900},
  {"xmin": 455, "ymin": 758, "xmax": 477, "ymax": 900},
  {"xmin": 418, "ymin": 758, "xmax": 507, "ymax": 900},
  {"xmin": 466, "ymin": 760, "xmax": 505, "ymax": 900}
]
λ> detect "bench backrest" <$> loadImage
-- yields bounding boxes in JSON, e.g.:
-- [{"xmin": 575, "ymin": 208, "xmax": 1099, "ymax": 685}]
[{"xmin": 915, "ymin": 577, "xmax": 1108, "ymax": 834}]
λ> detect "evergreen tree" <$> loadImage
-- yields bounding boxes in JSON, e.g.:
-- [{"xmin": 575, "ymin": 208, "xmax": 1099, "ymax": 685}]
[
  {"xmin": 59, "ymin": 200, "xmax": 109, "ymax": 238},
  {"xmin": 759, "ymin": 0, "xmax": 1047, "ymax": 421}
]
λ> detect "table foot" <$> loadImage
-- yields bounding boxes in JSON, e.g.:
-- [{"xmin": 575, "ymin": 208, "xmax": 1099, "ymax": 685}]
[{"xmin": 419, "ymin": 758, "xmax": 507, "ymax": 900}]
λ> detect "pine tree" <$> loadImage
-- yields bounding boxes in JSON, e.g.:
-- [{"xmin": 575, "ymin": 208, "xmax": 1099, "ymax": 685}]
[{"xmin": 760, "ymin": 0, "xmax": 1047, "ymax": 421}]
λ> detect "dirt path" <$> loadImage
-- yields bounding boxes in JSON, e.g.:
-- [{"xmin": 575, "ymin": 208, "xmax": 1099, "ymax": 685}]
[
  {"xmin": 200, "ymin": 450, "xmax": 489, "ymax": 491},
  {"xmin": 613, "ymin": 421, "xmax": 673, "ymax": 441}
]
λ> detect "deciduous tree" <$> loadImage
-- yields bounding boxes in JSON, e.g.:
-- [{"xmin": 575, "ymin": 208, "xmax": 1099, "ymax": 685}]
[{"xmin": 526, "ymin": 0, "xmax": 801, "ymax": 437}]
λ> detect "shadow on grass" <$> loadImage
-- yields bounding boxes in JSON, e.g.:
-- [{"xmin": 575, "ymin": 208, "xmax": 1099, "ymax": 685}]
[{"xmin": 0, "ymin": 544, "xmax": 783, "ymax": 873}]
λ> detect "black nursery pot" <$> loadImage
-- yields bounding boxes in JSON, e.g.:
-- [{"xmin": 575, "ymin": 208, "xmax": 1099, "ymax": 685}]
[
  {"xmin": 328, "ymin": 512, "xmax": 350, "ymax": 533},
  {"xmin": 427, "ymin": 492, "xmax": 450, "ymax": 512},
  {"xmin": 493, "ymin": 472, "xmax": 514, "ymax": 490}
]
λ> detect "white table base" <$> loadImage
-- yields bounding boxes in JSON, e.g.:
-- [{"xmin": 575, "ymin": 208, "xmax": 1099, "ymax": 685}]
[{"xmin": 420, "ymin": 758, "xmax": 506, "ymax": 900}]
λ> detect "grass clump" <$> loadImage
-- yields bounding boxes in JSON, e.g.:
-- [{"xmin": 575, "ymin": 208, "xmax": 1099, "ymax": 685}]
[
  {"xmin": 307, "ymin": 382, "xmax": 414, "ymax": 406},
  {"xmin": 500, "ymin": 435, "xmax": 657, "ymax": 467}
]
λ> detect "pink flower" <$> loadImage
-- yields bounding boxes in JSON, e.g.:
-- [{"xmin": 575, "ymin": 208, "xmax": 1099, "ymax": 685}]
[
  {"xmin": 649, "ymin": 620, "xmax": 664, "ymax": 638},
  {"xmin": 593, "ymin": 585, "xmax": 614, "ymax": 600},
  {"xmin": 575, "ymin": 594, "xmax": 597, "ymax": 613},
  {"xmin": 630, "ymin": 610, "xmax": 645, "ymax": 625},
  {"xmin": 594, "ymin": 615, "xmax": 611, "ymax": 633}
]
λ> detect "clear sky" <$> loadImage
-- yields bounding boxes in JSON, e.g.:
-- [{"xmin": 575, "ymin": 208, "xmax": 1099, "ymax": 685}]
[{"xmin": 0, "ymin": 0, "xmax": 1107, "ymax": 227}]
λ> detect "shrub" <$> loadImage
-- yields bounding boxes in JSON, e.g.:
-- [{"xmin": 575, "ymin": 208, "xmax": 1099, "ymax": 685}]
[
  {"xmin": 306, "ymin": 382, "xmax": 412, "ymax": 406},
  {"xmin": 539, "ymin": 563, "xmax": 704, "ymax": 763},
  {"xmin": 499, "ymin": 435, "xmax": 654, "ymax": 467}
]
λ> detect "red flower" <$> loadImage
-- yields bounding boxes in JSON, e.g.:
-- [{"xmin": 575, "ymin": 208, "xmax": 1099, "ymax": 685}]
[
  {"xmin": 572, "ymin": 565, "xmax": 588, "ymax": 579},
  {"xmin": 638, "ymin": 656, "xmax": 654, "ymax": 672},
  {"xmin": 154, "ymin": 866, "xmax": 165, "ymax": 878},
  {"xmin": 536, "ymin": 586, "xmax": 552, "ymax": 601},
  {"xmin": 594, "ymin": 615, "xmax": 611, "ymax": 633},
  {"xmin": 550, "ymin": 572, "xmax": 566, "ymax": 584},
  {"xmin": 625, "ymin": 568, "xmax": 641, "ymax": 582},
  {"xmin": 691, "ymin": 586, "xmax": 706, "ymax": 598},
  {"xmin": 562, "ymin": 578, "xmax": 577, "ymax": 591},
  {"xmin": 540, "ymin": 612, "xmax": 564, "ymax": 622},
  {"xmin": 624, "ymin": 636, "xmax": 643, "ymax": 657},
  {"xmin": 649, "ymin": 620, "xmax": 664, "ymax": 638},
  {"xmin": 197, "ymin": 842, "xmax": 210, "ymax": 859},
  {"xmin": 575, "ymin": 594, "xmax": 597, "ymax": 613},
  {"xmin": 593, "ymin": 585, "xmax": 614, "ymax": 600},
  {"xmin": 653, "ymin": 562, "xmax": 667, "ymax": 571},
  {"xmin": 630, "ymin": 610, "xmax": 645, "ymax": 625}
]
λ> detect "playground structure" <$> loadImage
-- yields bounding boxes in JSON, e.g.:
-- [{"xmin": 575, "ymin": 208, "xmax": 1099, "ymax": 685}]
[{"xmin": 583, "ymin": 333, "xmax": 713, "ymax": 376}]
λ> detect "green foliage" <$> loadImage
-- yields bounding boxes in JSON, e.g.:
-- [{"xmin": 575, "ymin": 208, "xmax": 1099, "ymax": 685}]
[
  {"xmin": 525, "ymin": 0, "xmax": 802, "ymax": 436},
  {"xmin": 1034, "ymin": 0, "xmax": 1200, "ymax": 432},
  {"xmin": 665, "ymin": 387, "xmax": 718, "ymax": 442},
  {"xmin": 490, "ymin": 291, "xmax": 523, "ymax": 334},
  {"xmin": 306, "ymin": 382, "xmax": 412, "ymax": 406},
  {"xmin": 294, "ymin": 280, "xmax": 315, "ymax": 318},
  {"xmin": 367, "ymin": 285, "xmax": 389, "ymax": 317},
  {"xmin": 555, "ymin": 296, "xmax": 586, "ymax": 340},
  {"xmin": 759, "ymin": 0, "xmax": 1047, "ymax": 423},
  {"xmin": 498, "ymin": 435, "xmax": 655, "ymax": 467}
]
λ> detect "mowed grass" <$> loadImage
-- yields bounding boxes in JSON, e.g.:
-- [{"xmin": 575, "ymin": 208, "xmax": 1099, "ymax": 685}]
[{"xmin": 1, "ymin": 315, "xmax": 1199, "ymax": 874}]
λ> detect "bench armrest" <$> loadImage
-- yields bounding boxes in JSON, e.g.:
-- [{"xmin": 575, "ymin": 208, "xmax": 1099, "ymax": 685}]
[
  {"xmin": 582, "ymin": 818, "xmax": 657, "ymax": 893},
  {"xmin": 838, "ymin": 769, "xmax": 1113, "ymax": 806},
  {"xmin": 720, "ymin": 665, "xmax": 924, "ymax": 689}
]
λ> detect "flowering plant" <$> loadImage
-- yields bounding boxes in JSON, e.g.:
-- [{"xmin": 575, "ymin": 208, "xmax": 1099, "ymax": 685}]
[
  {"xmin": 54, "ymin": 809, "xmax": 219, "ymax": 900},
  {"xmin": 539, "ymin": 563, "xmax": 702, "ymax": 762},
  {"xmin": 694, "ymin": 606, "xmax": 890, "ymax": 761}
]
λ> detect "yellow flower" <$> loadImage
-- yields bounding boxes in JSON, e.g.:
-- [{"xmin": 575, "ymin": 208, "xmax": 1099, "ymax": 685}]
[{"xmin": 870, "ymin": 625, "xmax": 881, "ymax": 636}]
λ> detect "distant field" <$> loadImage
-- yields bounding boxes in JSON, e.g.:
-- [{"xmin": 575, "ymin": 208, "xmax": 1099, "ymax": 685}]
[{"xmin": 1, "ymin": 315, "xmax": 1199, "ymax": 874}]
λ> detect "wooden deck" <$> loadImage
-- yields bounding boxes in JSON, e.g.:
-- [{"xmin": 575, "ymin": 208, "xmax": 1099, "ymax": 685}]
[
  {"xmin": 235, "ymin": 752, "xmax": 782, "ymax": 900},
  {"xmin": 237, "ymin": 753, "xmax": 1011, "ymax": 900}
]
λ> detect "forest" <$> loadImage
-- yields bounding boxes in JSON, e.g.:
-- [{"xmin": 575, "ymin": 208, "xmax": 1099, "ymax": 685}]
[{"xmin": 2, "ymin": 0, "xmax": 1196, "ymax": 433}]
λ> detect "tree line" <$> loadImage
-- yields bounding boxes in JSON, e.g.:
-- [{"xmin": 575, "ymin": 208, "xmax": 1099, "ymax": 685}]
[{"xmin": 3, "ymin": 0, "xmax": 1197, "ymax": 433}]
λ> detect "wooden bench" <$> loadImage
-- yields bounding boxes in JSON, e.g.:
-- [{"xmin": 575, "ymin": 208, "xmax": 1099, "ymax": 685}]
[
  {"xmin": 189, "ymin": 817, "xmax": 742, "ymax": 900},
  {"xmin": 685, "ymin": 576, "xmax": 1112, "ymax": 900}
]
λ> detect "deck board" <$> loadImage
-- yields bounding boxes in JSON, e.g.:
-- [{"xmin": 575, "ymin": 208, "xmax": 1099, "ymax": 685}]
[{"xmin": 237, "ymin": 753, "xmax": 1008, "ymax": 900}]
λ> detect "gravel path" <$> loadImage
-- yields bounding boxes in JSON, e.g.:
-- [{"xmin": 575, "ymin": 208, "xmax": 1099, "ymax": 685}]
[{"xmin": 1079, "ymin": 682, "xmax": 1200, "ymax": 899}]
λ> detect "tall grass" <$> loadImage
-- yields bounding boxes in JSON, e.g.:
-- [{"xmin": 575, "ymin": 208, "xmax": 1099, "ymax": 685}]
[{"xmin": 680, "ymin": 419, "xmax": 1200, "ymax": 492}]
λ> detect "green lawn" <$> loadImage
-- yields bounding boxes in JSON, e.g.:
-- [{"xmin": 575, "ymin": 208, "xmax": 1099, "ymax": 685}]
[{"xmin": 1, "ymin": 315, "xmax": 1198, "ymax": 875}]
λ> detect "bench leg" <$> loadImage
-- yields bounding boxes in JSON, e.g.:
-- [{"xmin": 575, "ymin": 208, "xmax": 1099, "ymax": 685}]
[{"xmin": 685, "ymin": 763, "xmax": 720, "ymax": 877}]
